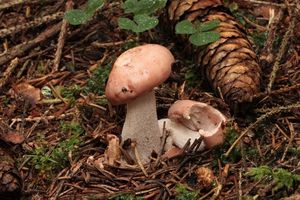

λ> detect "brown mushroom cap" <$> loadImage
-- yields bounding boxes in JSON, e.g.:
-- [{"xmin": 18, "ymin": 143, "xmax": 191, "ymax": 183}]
[
  {"xmin": 105, "ymin": 44, "xmax": 174, "ymax": 105},
  {"xmin": 168, "ymin": 100, "xmax": 227, "ymax": 148}
]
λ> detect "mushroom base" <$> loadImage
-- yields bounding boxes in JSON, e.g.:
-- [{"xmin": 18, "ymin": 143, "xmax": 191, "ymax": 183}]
[{"xmin": 122, "ymin": 90, "xmax": 161, "ymax": 163}]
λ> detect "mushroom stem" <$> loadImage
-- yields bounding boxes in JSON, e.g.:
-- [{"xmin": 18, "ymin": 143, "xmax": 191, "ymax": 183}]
[{"xmin": 122, "ymin": 90, "xmax": 161, "ymax": 163}]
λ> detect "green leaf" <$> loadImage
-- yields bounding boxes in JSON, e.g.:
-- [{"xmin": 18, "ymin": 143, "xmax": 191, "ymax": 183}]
[
  {"xmin": 197, "ymin": 19, "xmax": 221, "ymax": 32},
  {"xmin": 118, "ymin": 15, "xmax": 158, "ymax": 33},
  {"xmin": 133, "ymin": 14, "xmax": 158, "ymax": 32},
  {"xmin": 64, "ymin": 9, "xmax": 93, "ymax": 25},
  {"xmin": 118, "ymin": 17, "xmax": 137, "ymax": 31},
  {"xmin": 189, "ymin": 31, "xmax": 220, "ymax": 46},
  {"xmin": 86, "ymin": 0, "xmax": 105, "ymax": 13},
  {"xmin": 123, "ymin": 0, "xmax": 167, "ymax": 15},
  {"xmin": 175, "ymin": 20, "xmax": 197, "ymax": 34}
]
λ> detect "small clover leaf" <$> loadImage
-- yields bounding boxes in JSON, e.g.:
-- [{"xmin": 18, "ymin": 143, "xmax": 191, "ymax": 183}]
[
  {"xmin": 86, "ymin": 0, "xmax": 105, "ymax": 13},
  {"xmin": 189, "ymin": 31, "xmax": 220, "ymax": 46},
  {"xmin": 118, "ymin": 17, "xmax": 137, "ymax": 31},
  {"xmin": 123, "ymin": 0, "xmax": 167, "ymax": 15},
  {"xmin": 65, "ymin": 0, "xmax": 105, "ymax": 25},
  {"xmin": 175, "ymin": 19, "xmax": 221, "ymax": 46},
  {"xmin": 175, "ymin": 20, "xmax": 197, "ymax": 34},
  {"xmin": 118, "ymin": 14, "xmax": 158, "ymax": 33},
  {"xmin": 133, "ymin": 14, "xmax": 158, "ymax": 32},
  {"xmin": 119, "ymin": 0, "xmax": 166, "ymax": 33}
]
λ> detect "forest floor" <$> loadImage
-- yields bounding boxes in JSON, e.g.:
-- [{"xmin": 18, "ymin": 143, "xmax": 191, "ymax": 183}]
[{"xmin": 0, "ymin": 0, "xmax": 299, "ymax": 199}]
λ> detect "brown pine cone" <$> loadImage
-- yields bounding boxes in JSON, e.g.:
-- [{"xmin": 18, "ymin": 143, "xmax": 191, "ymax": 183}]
[
  {"xmin": 168, "ymin": 0, "xmax": 261, "ymax": 109},
  {"xmin": 0, "ymin": 146, "xmax": 22, "ymax": 200}
]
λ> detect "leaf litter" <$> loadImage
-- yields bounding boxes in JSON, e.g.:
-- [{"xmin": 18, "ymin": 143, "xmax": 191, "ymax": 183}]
[{"xmin": 0, "ymin": 0, "xmax": 299, "ymax": 199}]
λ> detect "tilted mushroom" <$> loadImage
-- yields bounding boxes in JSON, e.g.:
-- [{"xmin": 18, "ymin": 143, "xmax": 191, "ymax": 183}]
[
  {"xmin": 105, "ymin": 44, "xmax": 175, "ymax": 162},
  {"xmin": 158, "ymin": 100, "xmax": 226, "ymax": 156}
]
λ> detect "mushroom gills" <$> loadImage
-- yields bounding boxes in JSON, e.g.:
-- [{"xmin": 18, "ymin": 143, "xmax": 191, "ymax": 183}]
[{"xmin": 158, "ymin": 118, "xmax": 205, "ymax": 151}]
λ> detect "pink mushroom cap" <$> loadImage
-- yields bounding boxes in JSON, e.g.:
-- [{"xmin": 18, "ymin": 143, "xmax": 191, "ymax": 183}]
[
  {"xmin": 168, "ymin": 100, "xmax": 227, "ymax": 148},
  {"xmin": 105, "ymin": 44, "xmax": 175, "ymax": 105}
]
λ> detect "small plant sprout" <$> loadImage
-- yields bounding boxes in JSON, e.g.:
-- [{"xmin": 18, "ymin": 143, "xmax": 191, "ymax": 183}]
[
  {"xmin": 118, "ymin": 0, "xmax": 167, "ymax": 33},
  {"xmin": 175, "ymin": 19, "xmax": 221, "ymax": 46},
  {"xmin": 65, "ymin": 0, "xmax": 105, "ymax": 25}
]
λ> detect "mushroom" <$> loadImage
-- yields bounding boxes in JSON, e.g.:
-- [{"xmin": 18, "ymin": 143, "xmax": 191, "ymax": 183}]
[
  {"xmin": 158, "ymin": 118, "xmax": 204, "ymax": 150},
  {"xmin": 158, "ymin": 100, "xmax": 227, "ymax": 157},
  {"xmin": 105, "ymin": 44, "xmax": 175, "ymax": 162}
]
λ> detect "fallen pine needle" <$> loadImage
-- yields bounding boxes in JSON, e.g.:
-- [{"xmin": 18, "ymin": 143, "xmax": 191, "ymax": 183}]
[{"xmin": 225, "ymin": 102, "xmax": 300, "ymax": 157}]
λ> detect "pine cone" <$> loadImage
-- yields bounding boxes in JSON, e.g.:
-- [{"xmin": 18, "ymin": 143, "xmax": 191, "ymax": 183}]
[
  {"xmin": 168, "ymin": 0, "xmax": 261, "ymax": 108},
  {"xmin": 0, "ymin": 146, "xmax": 22, "ymax": 199}
]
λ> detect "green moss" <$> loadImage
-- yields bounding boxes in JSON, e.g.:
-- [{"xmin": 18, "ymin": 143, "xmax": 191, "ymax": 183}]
[
  {"xmin": 27, "ymin": 122, "xmax": 83, "ymax": 172},
  {"xmin": 175, "ymin": 184, "xmax": 198, "ymax": 200}
]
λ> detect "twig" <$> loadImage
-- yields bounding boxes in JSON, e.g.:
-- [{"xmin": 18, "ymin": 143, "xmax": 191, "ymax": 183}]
[
  {"xmin": 155, "ymin": 121, "xmax": 167, "ymax": 167},
  {"xmin": 267, "ymin": 4, "xmax": 296, "ymax": 93},
  {"xmin": 26, "ymin": 105, "xmax": 53, "ymax": 139},
  {"xmin": 53, "ymin": 1, "xmax": 73, "ymax": 72},
  {"xmin": 198, "ymin": 188, "xmax": 215, "ymax": 200},
  {"xmin": 211, "ymin": 182, "xmax": 223, "ymax": 200},
  {"xmin": 246, "ymin": 0, "xmax": 287, "ymax": 8},
  {"xmin": 259, "ymin": 8, "xmax": 283, "ymax": 64},
  {"xmin": 133, "ymin": 142, "xmax": 149, "ymax": 177},
  {"xmin": 225, "ymin": 102, "xmax": 300, "ymax": 157},
  {"xmin": 0, "ymin": 0, "xmax": 26, "ymax": 9},
  {"xmin": 254, "ymin": 83, "xmax": 300, "ymax": 99},
  {"xmin": 0, "ymin": 57, "xmax": 19, "ymax": 89},
  {"xmin": 91, "ymin": 38, "xmax": 137, "ymax": 48},
  {"xmin": 52, "ymin": 170, "xmax": 70, "ymax": 200},
  {"xmin": 8, "ymin": 113, "xmax": 74, "ymax": 123},
  {"xmin": 280, "ymin": 119, "xmax": 295, "ymax": 162},
  {"xmin": 243, "ymin": 16, "xmax": 267, "ymax": 31},
  {"xmin": 0, "ymin": 12, "xmax": 63, "ymax": 38},
  {"xmin": 0, "ymin": 22, "xmax": 62, "ymax": 66},
  {"xmin": 0, "ymin": 0, "xmax": 55, "ymax": 10},
  {"xmin": 48, "ymin": 83, "xmax": 67, "ymax": 104},
  {"xmin": 238, "ymin": 171, "xmax": 242, "ymax": 200}
]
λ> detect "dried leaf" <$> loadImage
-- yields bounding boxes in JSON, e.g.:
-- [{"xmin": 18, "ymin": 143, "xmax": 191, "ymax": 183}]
[
  {"xmin": 11, "ymin": 82, "xmax": 41, "ymax": 105},
  {"xmin": 0, "ymin": 121, "xmax": 24, "ymax": 144},
  {"xmin": 0, "ymin": 131, "xmax": 24, "ymax": 144},
  {"xmin": 104, "ymin": 134, "xmax": 120, "ymax": 165}
]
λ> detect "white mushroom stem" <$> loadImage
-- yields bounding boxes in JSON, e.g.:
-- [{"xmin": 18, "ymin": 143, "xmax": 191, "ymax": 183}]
[
  {"xmin": 158, "ymin": 118, "xmax": 205, "ymax": 151},
  {"xmin": 122, "ymin": 90, "xmax": 161, "ymax": 163}
]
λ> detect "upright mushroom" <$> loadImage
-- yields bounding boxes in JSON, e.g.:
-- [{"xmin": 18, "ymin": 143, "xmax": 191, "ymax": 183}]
[
  {"xmin": 158, "ymin": 100, "xmax": 227, "ymax": 158},
  {"xmin": 105, "ymin": 44, "xmax": 175, "ymax": 162}
]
